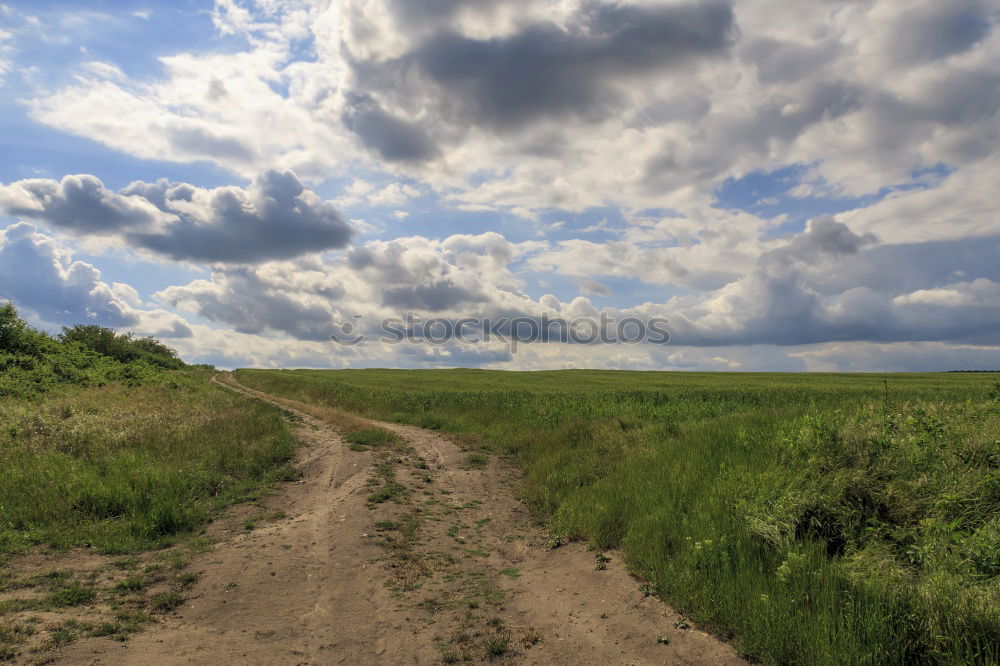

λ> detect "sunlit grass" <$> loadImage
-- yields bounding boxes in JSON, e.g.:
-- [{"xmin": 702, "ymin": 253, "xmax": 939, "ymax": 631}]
[
  {"xmin": 0, "ymin": 371, "xmax": 298, "ymax": 555},
  {"xmin": 234, "ymin": 368, "xmax": 1000, "ymax": 664}
]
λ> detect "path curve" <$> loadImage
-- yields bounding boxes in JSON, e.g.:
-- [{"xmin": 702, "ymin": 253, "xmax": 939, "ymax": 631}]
[{"xmin": 55, "ymin": 375, "xmax": 743, "ymax": 665}]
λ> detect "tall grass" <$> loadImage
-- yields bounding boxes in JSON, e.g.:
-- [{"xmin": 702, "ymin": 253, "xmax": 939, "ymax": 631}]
[
  {"xmin": 0, "ymin": 372, "xmax": 298, "ymax": 555},
  {"xmin": 234, "ymin": 368, "xmax": 1000, "ymax": 664}
]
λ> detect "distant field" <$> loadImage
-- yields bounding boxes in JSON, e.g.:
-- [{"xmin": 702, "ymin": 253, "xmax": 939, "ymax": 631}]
[{"xmin": 235, "ymin": 368, "xmax": 1000, "ymax": 665}]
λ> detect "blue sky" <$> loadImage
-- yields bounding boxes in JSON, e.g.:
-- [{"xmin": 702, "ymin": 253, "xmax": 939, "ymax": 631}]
[{"xmin": 1, "ymin": 0, "xmax": 998, "ymax": 371}]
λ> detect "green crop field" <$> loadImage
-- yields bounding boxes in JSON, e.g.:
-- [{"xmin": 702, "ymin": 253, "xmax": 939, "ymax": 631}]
[{"xmin": 234, "ymin": 368, "xmax": 1000, "ymax": 665}]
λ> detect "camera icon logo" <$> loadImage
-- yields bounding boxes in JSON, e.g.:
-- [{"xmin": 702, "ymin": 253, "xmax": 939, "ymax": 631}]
[{"xmin": 330, "ymin": 315, "xmax": 365, "ymax": 346}]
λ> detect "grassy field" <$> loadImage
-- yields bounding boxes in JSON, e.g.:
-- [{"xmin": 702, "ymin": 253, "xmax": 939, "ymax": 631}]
[
  {"xmin": 0, "ymin": 373, "xmax": 299, "ymax": 557},
  {"xmin": 0, "ymin": 305, "xmax": 304, "ymax": 659},
  {"xmin": 234, "ymin": 368, "xmax": 1000, "ymax": 665}
]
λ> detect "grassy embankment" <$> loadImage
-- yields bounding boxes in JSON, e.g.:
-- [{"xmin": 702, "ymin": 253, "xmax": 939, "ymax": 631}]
[
  {"xmin": 0, "ymin": 304, "xmax": 298, "ymax": 658},
  {"xmin": 234, "ymin": 368, "xmax": 1000, "ymax": 665}
]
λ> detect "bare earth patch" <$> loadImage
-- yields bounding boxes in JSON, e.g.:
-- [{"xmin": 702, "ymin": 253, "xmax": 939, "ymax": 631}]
[{"xmin": 41, "ymin": 376, "xmax": 742, "ymax": 665}]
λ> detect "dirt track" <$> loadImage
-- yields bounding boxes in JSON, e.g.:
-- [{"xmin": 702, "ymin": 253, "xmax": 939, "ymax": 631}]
[{"xmin": 56, "ymin": 376, "xmax": 742, "ymax": 665}]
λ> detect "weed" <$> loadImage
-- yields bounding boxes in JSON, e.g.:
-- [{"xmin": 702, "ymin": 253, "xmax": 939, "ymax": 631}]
[
  {"xmin": 114, "ymin": 576, "xmax": 147, "ymax": 595},
  {"xmin": 48, "ymin": 583, "xmax": 96, "ymax": 608},
  {"xmin": 112, "ymin": 557, "xmax": 140, "ymax": 571},
  {"xmin": 177, "ymin": 572, "xmax": 200, "ymax": 588},
  {"xmin": 114, "ymin": 608, "xmax": 154, "ymax": 627},
  {"xmin": 482, "ymin": 631, "xmax": 512, "ymax": 660},
  {"xmin": 150, "ymin": 590, "xmax": 185, "ymax": 613},
  {"xmin": 48, "ymin": 621, "xmax": 82, "ymax": 645},
  {"xmin": 0, "ymin": 373, "xmax": 298, "ymax": 557},
  {"xmin": 345, "ymin": 427, "xmax": 399, "ymax": 448},
  {"xmin": 520, "ymin": 629, "xmax": 541, "ymax": 647},
  {"xmin": 368, "ymin": 482, "xmax": 406, "ymax": 505},
  {"xmin": 466, "ymin": 453, "xmax": 488, "ymax": 469}
]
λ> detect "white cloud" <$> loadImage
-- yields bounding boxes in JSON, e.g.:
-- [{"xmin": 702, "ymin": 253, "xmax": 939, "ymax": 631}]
[
  {"xmin": 0, "ymin": 171, "xmax": 354, "ymax": 263},
  {"xmin": 3, "ymin": 0, "xmax": 999, "ymax": 371},
  {"xmin": 19, "ymin": 0, "xmax": 998, "ymax": 215},
  {"xmin": 0, "ymin": 223, "xmax": 192, "ymax": 337}
]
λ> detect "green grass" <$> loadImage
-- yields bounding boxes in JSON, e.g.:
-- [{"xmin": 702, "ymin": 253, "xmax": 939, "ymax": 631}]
[
  {"xmin": 234, "ymin": 368, "xmax": 1000, "ymax": 665},
  {"xmin": 344, "ymin": 426, "xmax": 400, "ymax": 448},
  {"xmin": 150, "ymin": 590, "xmax": 186, "ymax": 613},
  {"xmin": 0, "ymin": 372, "xmax": 299, "ymax": 555},
  {"xmin": 465, "ymin": 453, "xmax": 488, "ymax": 469},
  {"xmin": 368, "ymin": 482, "xmax": 406, "ymax": 504}
]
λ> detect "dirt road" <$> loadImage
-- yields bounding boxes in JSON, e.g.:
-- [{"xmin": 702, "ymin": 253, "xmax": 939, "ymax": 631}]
[{"xmin": 57, "ymin": 376, "xmax": 742, "ymax": 665}]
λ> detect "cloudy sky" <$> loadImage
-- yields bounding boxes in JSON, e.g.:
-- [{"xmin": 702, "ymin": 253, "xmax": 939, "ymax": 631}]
[{"xmin": 1, "ymin": 0, "xmax": 998, "ymax": 371}]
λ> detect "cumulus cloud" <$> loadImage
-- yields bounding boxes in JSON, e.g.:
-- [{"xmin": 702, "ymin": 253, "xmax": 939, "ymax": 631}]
[
  {"xmin": 361, "ymin": 0, "xmax": 735, "ymax": 133},
  {"xmin": 659, "ymin": 220, "xmax": 1000, "ymax": 347},
  {"xmin": 0, "ymin": 174, "xmax": 167, "ymax": 233},
  {"xmin": 157, "ymin": 265, "xmax": 344, "ymax": 341},
  {"xmin": 5, "ymin": 0, "xmax": 1000, "ymax": 371},
  {"xmin": 150, "ymin": 216, "xmax": 1000, "ymax": 351},
  {"xmin": 0, "ymin": 222, "xmax": 192, "ymax": 337},
  {"xmin": 19, "ymin": 0, "xmax": 999, "ymax": 214},
  {"xmin": 879, "ymin": 0, "xmax": 991, "ymax": 66},
  {"xmin": 156, "ymin": 231, "xmax": 541, "ymax": 340},
  {"xmin": 341, "ymin": 93, "xmax": 440, "ymax": 162},
  {"xmin": 0, "ymin": 170, "xmax": 354, "ymax": 262}
]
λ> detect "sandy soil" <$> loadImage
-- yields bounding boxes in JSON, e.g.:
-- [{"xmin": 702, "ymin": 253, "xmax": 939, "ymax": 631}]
[{"xmin": 51, "ymin": 377, "xmax": 743, "ymax": 665}]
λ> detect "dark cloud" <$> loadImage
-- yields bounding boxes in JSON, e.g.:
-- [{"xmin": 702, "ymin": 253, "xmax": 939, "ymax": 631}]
[
  {"xmin": 382, "ymin": 279, "xmax": 488, "ymax": 311},
  {"xmin": 810, "ymin": 234, "xmax": 1000, "ymax": 295},
  {"xmin": 386, "ymin": 0, "xmax": 517, "ymax": 24},
  {"xmin": 0, "ymin": 170, "xmax": 354, "ymax": 263},
  {"xmin": 666, "ymin": 220, "xmax": 1000, "ymax": 347},
  {"xmin": 913, "ymin": 68, "xmax": 1000, "ymax": 126},
  {"xmin": 0, "ymin": 174, "xmax": 162, "ymax": 233},
  {"xmin": 0, "ymin": 222, "xmax": 137, "ymax": 328},
  {"xmin": 131, "ymin": 170, "xmax": 354, "ymax": 263},
  {"xmin": 419, "ymin": 1, "xmax": 733, "ymax": 129},
  {"xmin": 157, "ymin": 266, "xmax": 342, "ymax": 341},
  {"xmin": 643, "ymin": 79, "xmax": 864, "ymax": 188},
  {"xmin": 341, "ymin": 93, "xmax": 439, "ymax": 162},
  {"xmin": 771, "ymin": 216, "xmax": 877, "ymax": 263},
  {"xmin": 352, "ymin": 0, "xmax": 735, "ymax": 135},
  {"xmin": 742, "ymin": 37, "xmax": 841, "ymax": 84},
  {"xmin": 887, "ymin": 1, "xmax": 992, "ymax": 66}
]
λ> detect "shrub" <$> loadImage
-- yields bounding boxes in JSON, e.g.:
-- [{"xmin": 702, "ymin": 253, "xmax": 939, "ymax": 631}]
[{"xmin": 0, "ymin": 302, "xmax": 185, "ymax": 398}]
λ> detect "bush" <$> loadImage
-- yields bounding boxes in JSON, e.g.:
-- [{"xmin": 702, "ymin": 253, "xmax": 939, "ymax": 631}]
[
  {"xmin": 0, "ymin": 303, "xmax": 186, "ymax": 398},
  {"xmin": 59, "ymin": 324, "xmax": 184, "ymax": 370}
]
